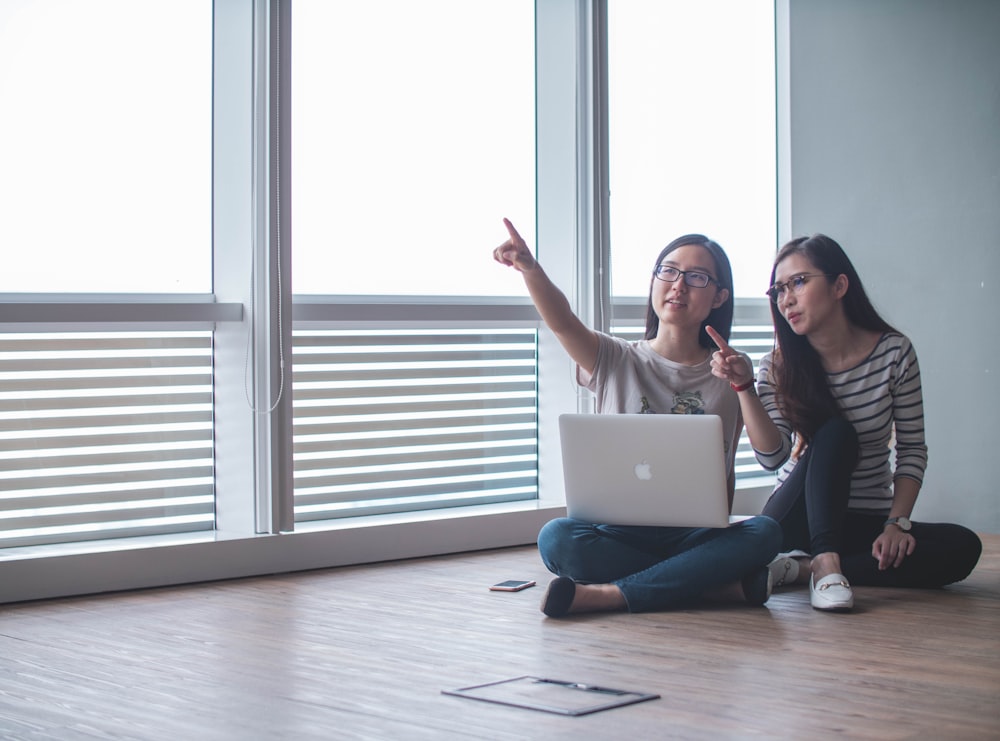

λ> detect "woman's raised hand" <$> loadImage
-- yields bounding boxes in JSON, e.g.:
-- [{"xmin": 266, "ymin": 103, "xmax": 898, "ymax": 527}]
[
  {"xmin": 493, "ymin": 218, "xmax": 537, "ymax": 273},
  {"xmin": 706, "ymin": 325, "xmax": 753, "ymax": 387}
]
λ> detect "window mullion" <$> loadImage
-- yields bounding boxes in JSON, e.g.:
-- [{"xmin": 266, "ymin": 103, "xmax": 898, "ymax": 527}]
[{"xmin": 251, "ymin": 0, "xmax": 295, "ymax": 534}]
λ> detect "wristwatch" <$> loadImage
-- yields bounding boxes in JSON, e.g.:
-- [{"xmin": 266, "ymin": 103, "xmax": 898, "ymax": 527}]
[{"xmin": 884, "ymin": 516, "xmax": 912, "ymax": 532}]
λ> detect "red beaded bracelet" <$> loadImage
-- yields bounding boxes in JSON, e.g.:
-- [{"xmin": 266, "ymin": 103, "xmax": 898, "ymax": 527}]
[{"xmin": 731, "ymin": 379, "xmax": 755, "ymax": 393}]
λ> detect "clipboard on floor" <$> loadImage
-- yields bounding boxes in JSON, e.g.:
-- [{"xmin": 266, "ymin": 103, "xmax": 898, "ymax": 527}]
[{"xmin": 442, "ymin": 675, "xmax": 660, "ymax": 716}]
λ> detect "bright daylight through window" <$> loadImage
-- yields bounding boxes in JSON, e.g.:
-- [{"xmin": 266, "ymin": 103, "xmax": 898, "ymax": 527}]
[
  {"xmin": 0, "ymin": 0, "xmax": 211, "ymax": 293},
  {"xmin": 292, "ymin": 0, "xmax": 535, "ymax": 297},
  {"xmin": 608, "ymin": 0, "xmax": 776, "ymax": 300}
]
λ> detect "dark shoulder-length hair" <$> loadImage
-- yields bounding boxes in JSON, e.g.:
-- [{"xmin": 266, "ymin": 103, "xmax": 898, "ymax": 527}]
[
  {"xmin": 769, "ymin": 234, "xmax": 897, "ymax": 450},
  {"xmin": 644, "ymin": 234, "xmax": 735, "ymax": 349}
]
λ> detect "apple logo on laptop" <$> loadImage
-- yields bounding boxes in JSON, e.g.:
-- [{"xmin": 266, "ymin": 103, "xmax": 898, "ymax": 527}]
[{"xmin": 633, "ymin": 461, "xmax": 653, "ymax": 481}]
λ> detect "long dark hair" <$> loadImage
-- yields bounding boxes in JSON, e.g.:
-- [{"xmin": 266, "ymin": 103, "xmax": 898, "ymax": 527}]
[
  {"xmin": 644, "ymin": 234, "xmax": 735, "ymax": 349},
  {"xmin": 769, "ymin": 234, "xmax": 897, "ymax": 450}
]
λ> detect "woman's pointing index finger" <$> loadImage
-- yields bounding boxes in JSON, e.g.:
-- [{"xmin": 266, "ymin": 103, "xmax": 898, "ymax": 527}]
[{"xmin": 705, "ymin": 325, "xmax": 731, "ymax": 354}]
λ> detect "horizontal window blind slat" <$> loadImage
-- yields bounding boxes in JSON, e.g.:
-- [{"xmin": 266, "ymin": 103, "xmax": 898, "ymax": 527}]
[
  {"xmin": 1, "ymin": 478, "xmax": 214, "ymax": 500},
  {"xmin": 294, "ymin": 348, "xmax": 534, "ymax": 368},
  {"xmin": 0, "ymin": 410, "xmax": 211, "ymax": 433},
  {"xmin": 296, "ymin": 474, "xmax": 539, "ymax": 504},
  {"xmin": 0, "ymin": 391, "xmax": 211, "ymax": 413},
  {"xmin": 1, "ymin": 465, "xmax": 214, "ymax": 492},
  {"xmin": 292, "ymin": 380, "xmax": 536, "ymax": 401},
  {"xmin": 293, "ymin": 366, "xmax": 535, "ymax": 383},
  {"xmin": 296, "ymin": 456, "xmax": 537, "ymax": 487},
  {"xmin": 0, "ymin": 355, "xmax": 211, "ymax": 372},
  {"xmin": 0, "ymin": 498, "xmax": 214, "ymax": 530},
  {"xmin": 0, "ymin": 334, "xmax": 211, "ymax": 352},
  {"xmin": 294, "ymin": 411, "xmax": 537, "ymax": 436},
  {"xmin": 0, "ymin": 427, "xmax": 213, "ymax": 449},
  {"xmin": 294, "ymin": 331, "xmax": 536, "ymax": 346},
  {"xmin": 293, "ymin": 396, "xmax": 536, "ymax": 419},
  {"xmin": 0, "ymin": 484, "xmax": 215, "ymax": 509},
  {"xmin": 294, "ymin": 426, "xmax": 532, "ymax": 454},
  {"xmin": 0, "ymin": 373, "xmax": 213, "ymax": 393},
  {"xmin": 294, "ymin": 442, "xmax": 538, "ymax": 470},
  {"xmin": 0, "ymin": 445, "xmax": 212, "ymax": 469},
  {"xmin": 295, "ymin": 488, "xmax": 535, "ymax": 522}
]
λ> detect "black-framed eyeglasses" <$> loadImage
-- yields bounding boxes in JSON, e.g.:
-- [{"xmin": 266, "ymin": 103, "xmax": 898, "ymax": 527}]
[
  {"xmin": 653, "ymin": 265, "xmax": 719, "ymax": 289},
  {"xmin": 766, "ymin": 273, "xmax": 836, "ymax": 303}
]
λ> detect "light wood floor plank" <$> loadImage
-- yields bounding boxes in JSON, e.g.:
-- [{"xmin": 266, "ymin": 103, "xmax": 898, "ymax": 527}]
[{"xmin": 0, "ymin": 535, "xmax": 997, "ymax": 740}]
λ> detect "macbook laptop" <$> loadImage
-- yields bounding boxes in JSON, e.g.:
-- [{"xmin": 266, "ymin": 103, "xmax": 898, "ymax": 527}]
[{"xmin": 558, "ymin": 413, "xmax": 731, "ymax": 528}]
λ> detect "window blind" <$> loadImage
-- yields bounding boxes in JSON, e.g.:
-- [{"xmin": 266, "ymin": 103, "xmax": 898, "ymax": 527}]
[
  {"xmin": 0, "ymin": 332, "xmax": 215, "ymax": 549},
  {"xmin": 292, "ymin": 328, "xmax": 539, "ymax": 521}
]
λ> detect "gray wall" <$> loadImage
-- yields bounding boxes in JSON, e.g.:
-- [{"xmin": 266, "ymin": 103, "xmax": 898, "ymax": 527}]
[{"xmin": 783, "ymin": 0, "xmax": 1000, "ymax": 532}]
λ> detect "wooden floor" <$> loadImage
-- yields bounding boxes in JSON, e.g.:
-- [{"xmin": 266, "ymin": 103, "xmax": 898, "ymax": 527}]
[{"xmin": 1, "ymin": 535, "xmax": 998, "ymax": 740}]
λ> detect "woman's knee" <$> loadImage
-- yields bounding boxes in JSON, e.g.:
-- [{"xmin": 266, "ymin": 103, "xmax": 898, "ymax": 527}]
[
  {"xmin": 760, "ymin": 514, "xmax": 784, "ymax": 549},
  {"xmin": 815, "ymin": 417, "xmax": 859, "ymax": 463},
  {"xmin": 537, "ymin": 517, "xmax": 578, "ymax": 572},
  {"xmin": 537, "ymin": 517, "xmax": 564, "ymax": 552},
  {"xmin": 901, "ymin": 522, "xmax": 983, "ymax": 586},
  {"xmin": 538, "ymin": 517, "xmax": 573, "ymax": 547},
  {"xmin": 736, "ymin": 515, "xmax": 784, "ymax": 561},
  {"xmin": 941, "ymin": 524, "xmax": 983, "ymax": 582}
]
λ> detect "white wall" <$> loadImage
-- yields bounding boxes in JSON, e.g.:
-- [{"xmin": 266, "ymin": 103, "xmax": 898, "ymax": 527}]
[{"xmin": 782, "ymin": 0, "xmax": 1000, "ymax": 532}]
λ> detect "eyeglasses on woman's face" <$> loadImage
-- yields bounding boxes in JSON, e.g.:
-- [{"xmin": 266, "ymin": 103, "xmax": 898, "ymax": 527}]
[
  {"xmin": 653, "ymin": 265, "xmax": 718, "ymax": 288},
  {"xmin": 766, "ymin": 273, "xmax": 835, "ymax": 303}
]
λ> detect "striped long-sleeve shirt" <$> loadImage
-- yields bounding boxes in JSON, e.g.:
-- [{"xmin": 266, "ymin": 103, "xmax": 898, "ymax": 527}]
[{"xmin": 754, "ymin": 332, "xmax": 928, "ymax": 513}]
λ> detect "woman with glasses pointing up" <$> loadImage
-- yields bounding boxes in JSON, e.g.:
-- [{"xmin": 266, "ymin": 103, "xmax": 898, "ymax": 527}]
[
  {"xmin": 710, "ymin": 233, "xmax": 981, "ymax": 611},
  {"xmin": 493, "ymin": 218, "xmax": 781, "ymax": 618}
]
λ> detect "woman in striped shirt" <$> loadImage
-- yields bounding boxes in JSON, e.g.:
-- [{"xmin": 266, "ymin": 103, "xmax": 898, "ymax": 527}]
[{"xmin": 710, "ymin": 234, "xmax": 981, "ymax": 611}]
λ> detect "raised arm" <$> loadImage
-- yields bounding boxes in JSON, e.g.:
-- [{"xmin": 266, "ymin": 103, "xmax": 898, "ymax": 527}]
[
  {"xmin": 494, "ymin": 218, "xmax": 600, "ymax": 374},
  {"xmin": 706, "ymin": 325, "xmax": 784, "ymax": 457}
]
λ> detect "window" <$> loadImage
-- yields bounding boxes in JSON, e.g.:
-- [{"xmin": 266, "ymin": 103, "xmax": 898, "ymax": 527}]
[
  {"xmin": 0, "ymin": 0, "xmax": 221, "ymax": 552},
  {"xmin": 291, "ymin": 0, "xmax": 535, "ymax": 297},
  {"xmin": 607, "ymin": 0, "xmax": 776, "ymax": 299},
  {"xmin": 290, "ymin": 0, "xmax": 541, "ymax": 524},
  {"xmin": 0, "ymin": 1, "xmax": 778, "ymax": 602},
  {"xmin": 0, "ymin": 0, "xmax": 212, "ymax": 293}
]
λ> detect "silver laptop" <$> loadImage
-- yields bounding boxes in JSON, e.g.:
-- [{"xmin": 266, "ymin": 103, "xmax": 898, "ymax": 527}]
[{"xmin": 558, "ymin": 413, "xmax": 730, "ymax": 528}]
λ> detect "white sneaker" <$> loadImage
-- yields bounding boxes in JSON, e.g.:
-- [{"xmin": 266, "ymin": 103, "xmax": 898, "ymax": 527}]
[{"xmin": 810, "ymin": 573, "xmax": 854, "ymax": 611}]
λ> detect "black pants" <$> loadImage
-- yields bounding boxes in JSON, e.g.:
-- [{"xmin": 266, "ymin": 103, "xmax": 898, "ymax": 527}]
[{"xmin": 762, "ymin": 418, "xmax": 982, "ymax": 588}]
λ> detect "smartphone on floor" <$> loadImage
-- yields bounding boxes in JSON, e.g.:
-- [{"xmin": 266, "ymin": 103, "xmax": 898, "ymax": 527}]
[{"xmin": 489, "ymin": 579, "xmax": 536, "ymax": 592}]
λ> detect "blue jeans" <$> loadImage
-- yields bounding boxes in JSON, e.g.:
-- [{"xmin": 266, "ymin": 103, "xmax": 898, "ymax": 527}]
[{"xmin": 537, "ymin": 515, "xmax": 782, "ymax": 612}]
